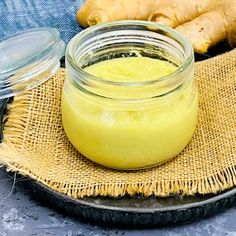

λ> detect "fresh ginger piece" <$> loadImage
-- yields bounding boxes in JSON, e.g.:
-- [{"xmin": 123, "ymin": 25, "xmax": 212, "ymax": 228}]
[
  {"xmin": 224, "ymin": 2, "xmax": 236, "ymax": 48},
  {"xmin": 76, "ymin": 0, "xmax": 236, "ymax": 54},
  {"xmin": 176, "ymin": 11, "xmax": 227, "ymax": 53},
  {"xmin": 77, "ymin": 0, "xmax": 156, "ymax": 27},
  {"xmin": 147, "ymin": 0, "xmax": 219, "ymax": 28},
  {"xmin": 150, "ymin": 0, "xmax": 236, "ymax": 53}
]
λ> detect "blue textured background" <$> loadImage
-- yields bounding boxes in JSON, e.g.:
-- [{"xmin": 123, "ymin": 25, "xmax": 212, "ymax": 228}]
[{"xmin": 0, "ymin": 0, "xmax": 85, "ymax": 44}]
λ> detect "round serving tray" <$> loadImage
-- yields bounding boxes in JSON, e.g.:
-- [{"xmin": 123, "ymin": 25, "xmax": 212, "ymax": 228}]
[
  {"xmin": 1, "ymin": 43, "xmax": 235, "ymax": 226},
  {"xmin": 29, "ymin": 181, "xmax": 236, "ymax": 226}
]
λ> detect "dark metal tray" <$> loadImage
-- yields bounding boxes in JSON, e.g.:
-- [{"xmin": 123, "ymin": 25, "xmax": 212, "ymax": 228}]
[
  {"xmin": 1, "ymin": 43, "xmax": 235, "ymax": 226},
  {"xmin": 29, "ymin": 181, "xmax": 236, "ymax": 226}
]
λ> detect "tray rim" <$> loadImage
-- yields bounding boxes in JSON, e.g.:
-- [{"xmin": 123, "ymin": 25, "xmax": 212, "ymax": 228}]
[
  {"xmin": 25, "ymin": 178, "xmax": 236, "ymax": 225},
  {"xmin": 32, "ymin": 179, "xmax": 236, "ymax": 213}
]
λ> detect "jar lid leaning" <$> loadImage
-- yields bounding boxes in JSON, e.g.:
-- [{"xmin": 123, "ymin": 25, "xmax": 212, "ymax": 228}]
[{"xmin": 0, "ymin": 28, "xmax": 65, "ymax": 99}]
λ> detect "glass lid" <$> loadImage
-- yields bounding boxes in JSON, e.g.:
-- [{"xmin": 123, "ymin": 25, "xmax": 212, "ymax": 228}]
[{"xmin": 0, "ymin": 28, "xmax": 65, "ymax": 99}]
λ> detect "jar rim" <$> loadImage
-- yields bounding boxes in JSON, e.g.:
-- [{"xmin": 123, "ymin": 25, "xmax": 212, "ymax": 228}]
[{"xmin": 66, "ymin": 20, "xmax": 194, "ymax": 87}]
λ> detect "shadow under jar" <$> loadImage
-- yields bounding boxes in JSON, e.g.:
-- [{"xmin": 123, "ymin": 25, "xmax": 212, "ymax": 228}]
[{"xmin": 62, "ymin": 20, "xmax": 198, "ymax": 170}]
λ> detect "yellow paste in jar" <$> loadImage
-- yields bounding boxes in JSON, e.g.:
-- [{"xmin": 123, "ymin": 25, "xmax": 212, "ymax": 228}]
[{"xmin": 62, "ymin": 57, "xmax": 198, "ymax": 169}]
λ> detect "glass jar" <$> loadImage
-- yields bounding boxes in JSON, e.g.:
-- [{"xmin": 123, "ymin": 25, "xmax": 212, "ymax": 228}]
[{"xmin": 62, "ymin": 20, "xmax": 198, "ymax": 170}]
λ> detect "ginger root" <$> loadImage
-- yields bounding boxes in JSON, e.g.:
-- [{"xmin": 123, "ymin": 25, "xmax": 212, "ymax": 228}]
[{"xmin": 77, "ymin": 0, "xmax": 236, "ymax": 53}]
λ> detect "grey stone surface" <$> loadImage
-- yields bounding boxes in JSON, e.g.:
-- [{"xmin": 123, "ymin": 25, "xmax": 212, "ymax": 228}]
[{"xmin": 0, "ymin": 168, "xmax": 236, "ymax": 236}]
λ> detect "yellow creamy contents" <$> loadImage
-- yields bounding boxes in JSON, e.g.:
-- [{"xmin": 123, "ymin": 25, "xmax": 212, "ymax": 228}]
[
  {"xmin": 84, "ymin": 57, "xmax": 176, "ymax": 82},
  {"xmin": 62, "ymin": 57, "xmax": 198, "ymax": 169}
]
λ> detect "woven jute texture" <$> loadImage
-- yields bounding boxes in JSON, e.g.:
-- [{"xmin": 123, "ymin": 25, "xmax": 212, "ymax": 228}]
[{"xmin": 0, "ymin": 49, "xmax": 236, "ymax": 198}]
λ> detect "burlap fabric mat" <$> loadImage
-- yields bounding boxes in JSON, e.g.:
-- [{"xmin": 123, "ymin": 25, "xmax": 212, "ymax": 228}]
[{"xmin": 0, "ymin": 49, "xmax": 235, "ymax": 198}]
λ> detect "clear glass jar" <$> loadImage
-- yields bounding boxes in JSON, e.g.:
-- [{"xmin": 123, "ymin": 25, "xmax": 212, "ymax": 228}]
[{"xmin": 62, "ymin": 20, "xmax": 198, "ymax": 170}]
